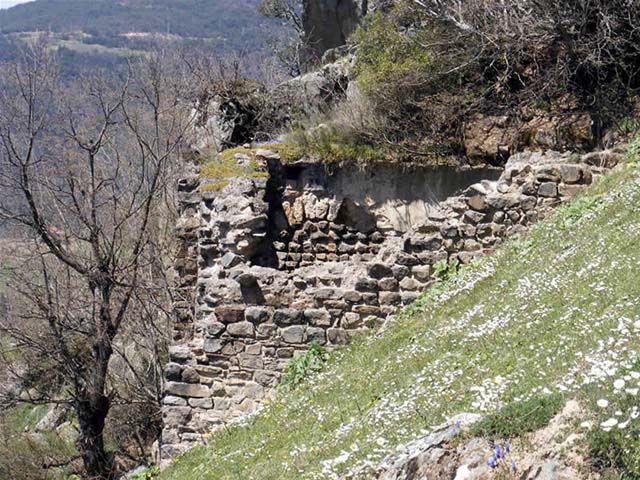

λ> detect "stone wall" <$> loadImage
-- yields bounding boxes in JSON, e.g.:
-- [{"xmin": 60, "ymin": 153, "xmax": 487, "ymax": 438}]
[{"xmin": 160, "ymin": 148, "xmax": 619, "ymax": 458}]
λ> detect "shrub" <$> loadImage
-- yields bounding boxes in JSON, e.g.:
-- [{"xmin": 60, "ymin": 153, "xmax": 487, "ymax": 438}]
[
  {"xmin": 350, "ymin": 0, "xmax": 640, "ymax": 158},
  {"xmin": 280, "ymin": 344, "xmax": 328, "ymax": 390},
  {"xmin": 354, "ymin": 8, "xmax": 434, "ymax": 99},
  {"xmin": 470, "ymin": 393, "xmax": 565, "ymax": 439},
  {"xmin": 352, "ymin": 2, "xmax": 476, "ymax": 150}
]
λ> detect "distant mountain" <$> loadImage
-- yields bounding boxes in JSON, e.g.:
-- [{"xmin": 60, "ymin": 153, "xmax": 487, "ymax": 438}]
[
  {"xmin": 0, "ymin": 0, "xmax": 272, "ymax": 40},
  {"xmin": 0, "ymin": 0, "xmax": 285, "ymax": 78}
]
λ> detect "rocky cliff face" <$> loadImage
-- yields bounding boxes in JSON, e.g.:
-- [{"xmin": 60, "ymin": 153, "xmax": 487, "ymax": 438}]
[
  {"xmin": 160, "ymin": 148, "xmax": 619, "ymax": 459},
  {"xmin": 302, "ymin": 0, "xmax": 365, "ymax": 62}
]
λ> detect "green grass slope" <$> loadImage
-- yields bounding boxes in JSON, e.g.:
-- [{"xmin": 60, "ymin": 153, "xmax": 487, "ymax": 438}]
[{"xmin": 161, "ymin": 161, "xmax": 640, "ymax": 480}]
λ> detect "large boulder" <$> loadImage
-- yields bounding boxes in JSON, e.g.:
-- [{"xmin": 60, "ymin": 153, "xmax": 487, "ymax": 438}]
[
  {"xmin": 269, "ymin": 57, "xmax": 353, "ymax": 123},
  {"xmin": 189, "ymin": 84, "xmax": 267, "ymax": 154}
]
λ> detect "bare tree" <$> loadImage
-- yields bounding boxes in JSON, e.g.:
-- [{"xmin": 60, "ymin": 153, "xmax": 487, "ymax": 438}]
[
  {"xmin": 0, "ymin": 42, "xmax": 193, "ymax": 479},
  {"xmin": 258, "ymin": 0, "xmax": 307, "ymax": 76}
]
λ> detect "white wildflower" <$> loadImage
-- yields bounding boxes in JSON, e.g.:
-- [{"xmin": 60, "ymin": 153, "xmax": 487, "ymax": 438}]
[
  {"xmin": 597, "ymin": 399, "xmax": 609, "ymax": 408},
  {"xmin": 601, "ymin": 418, "xmax": 619, "ymax": 429}
]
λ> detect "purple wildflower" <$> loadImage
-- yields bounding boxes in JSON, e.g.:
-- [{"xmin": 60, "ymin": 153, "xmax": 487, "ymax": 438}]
[
  {"xmin": 504, "ymin": 441, "xmax": 510, "ymax": 453},
  {"xmin": 511, "ymin": 461, "xmax": 517, "ymax": 472}
]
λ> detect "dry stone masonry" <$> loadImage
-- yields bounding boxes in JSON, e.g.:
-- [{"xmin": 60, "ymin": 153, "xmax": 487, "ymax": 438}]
[{"xmin": 161, "ymin": 148, "xmax": 620, "ymax": 458}]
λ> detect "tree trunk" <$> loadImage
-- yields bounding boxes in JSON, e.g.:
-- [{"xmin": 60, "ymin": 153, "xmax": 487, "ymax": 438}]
[{"xmin": 76, "ymin": 394, "xmax": 113, "ymax": 479}]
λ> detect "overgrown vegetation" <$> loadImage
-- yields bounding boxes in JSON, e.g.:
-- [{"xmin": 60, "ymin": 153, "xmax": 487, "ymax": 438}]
[
  {"xmin": 0, "ymin": 404, "xmax": 78, "ymax": 480},
  {"xmin": 321, "ymin": 0, "xmax": 640, "ymax": 160},
  {"xmin": 352, "ymin": 4, "xmax": 472, "ymax": 152},
  {"xmin": 280, "ymin": 344, "xmax": 328, "ymax": 391},
  {"xmin": 199, "ymin": 148, "xmax": 270, "ymax": 192}
]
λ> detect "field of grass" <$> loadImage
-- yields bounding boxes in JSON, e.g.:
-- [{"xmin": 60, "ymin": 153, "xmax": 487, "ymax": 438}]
[{"xmin": 160, "ymin": 161, "xmax": 640, "ymax": 479}]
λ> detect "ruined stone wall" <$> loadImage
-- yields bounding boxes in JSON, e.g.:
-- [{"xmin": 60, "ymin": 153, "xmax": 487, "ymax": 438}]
[{"xmin": 161, "ymin": 149, "xmax": 618, "ymax": 458}]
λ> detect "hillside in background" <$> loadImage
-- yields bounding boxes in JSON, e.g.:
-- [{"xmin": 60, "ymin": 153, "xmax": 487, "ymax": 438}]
[
  {"xmin": 0, "ymin": 0, "xmax": 269, "ymax": 40},
  {"xmin": 0, "ymin": 0, "xmax": 283, "ymax": 77}
]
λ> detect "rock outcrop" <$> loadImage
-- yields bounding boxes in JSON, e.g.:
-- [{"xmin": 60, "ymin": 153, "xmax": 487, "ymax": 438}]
[
  {"xmin": 464, "ymin": 112, "xmax": 595, "ymax": 162},
  {"xmin": 302, "ymin": 0, "xmax": 366, "ymax": 62},
  {"xmin": 353, "ymin": 401, "xmax": 587, "ymax": 480}
]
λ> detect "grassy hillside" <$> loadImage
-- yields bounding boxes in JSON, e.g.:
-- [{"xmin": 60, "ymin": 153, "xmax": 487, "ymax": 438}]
[{"xmin": 159, "ymin": 158, "xmax": 640, "ymax": 479}]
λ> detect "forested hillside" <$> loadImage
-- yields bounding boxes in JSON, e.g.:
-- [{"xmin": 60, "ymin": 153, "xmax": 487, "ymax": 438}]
[
  {"xmin": 0, "ymin": 0, "xmax": 270, "ymax": 40},
  {"xmin": 0, "ymin": 0, "xmax": 283, "ymax": 77}
]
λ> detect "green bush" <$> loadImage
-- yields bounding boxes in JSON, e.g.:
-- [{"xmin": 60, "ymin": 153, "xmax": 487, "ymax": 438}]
[
  {"xmin": 280, "ymin": 344, "xmax": 328, "ymax": 391},
  {"xmin": 470, "ymin": 393, "xmax": 565, "ymax": 439},
  {"xmin": 354, "ymin": 8, "xmax": 434, "ymax": 99},
  {"xmin": 350, "ymin": 1, "xmax": 480, "ymax": 148}
]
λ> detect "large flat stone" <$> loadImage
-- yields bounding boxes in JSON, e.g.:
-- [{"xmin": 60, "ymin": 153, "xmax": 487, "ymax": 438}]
[
  {"xmin": 165, "ymin": 382, "xmax": 211, "ymax": 398},
  {"xmin": 280, "ymin": 325, "xmax": 305, "ymax": 344},
  {"xmin": 273, "ymin": 308, "xmax": 303, "ymax": 326}
]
